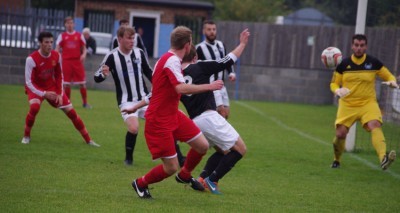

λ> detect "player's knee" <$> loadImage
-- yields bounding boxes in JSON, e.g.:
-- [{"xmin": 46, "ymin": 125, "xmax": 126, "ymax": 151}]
[
  {"xmin": 367, "ymin": 120, "xmax": 381, "ymax": 130},
  {"xmin": 336, "ymin": 132, "xmax": 347, "ymax": 139},
  {"xmin": 66, "ymin": 109, "xmax": 78, "ymax": 120},
  {"xmin": 196, "ymin": 143, "xmax": 208, "ymax": 155},
  {"xmin": 127, "ymin": 126, "xmax": 139, "ymax": 134},
  {"xmin": 29, "ymin": 103, "xmax": 40, "ymax": 116},
  {"xmin": 164, "ymin": 163, "xmax": 179, "ymax": 175}
]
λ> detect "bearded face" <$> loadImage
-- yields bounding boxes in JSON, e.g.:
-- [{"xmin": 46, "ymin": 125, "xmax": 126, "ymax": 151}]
[{"xmin": 203, "ymin": 23, "xmax": 217, "ymax": 43}]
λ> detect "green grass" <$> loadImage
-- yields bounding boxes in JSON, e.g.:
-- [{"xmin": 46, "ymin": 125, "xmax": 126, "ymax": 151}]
[{"xmin": 0, "ymin": 84, "xmax": 399, "ymax": 212}]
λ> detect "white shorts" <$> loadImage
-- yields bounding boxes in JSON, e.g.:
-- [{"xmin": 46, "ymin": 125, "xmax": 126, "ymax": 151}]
[
  {"xmin": 119, "ymin": 101, "xmax": 147, "ymax": 121},
  {"xmin": 214, "ymin": 86, "xmax": 230, "ymax": 107},
  {"xmin": 193, "ymin": 110, "xmax": 239, "ymax": 151}
]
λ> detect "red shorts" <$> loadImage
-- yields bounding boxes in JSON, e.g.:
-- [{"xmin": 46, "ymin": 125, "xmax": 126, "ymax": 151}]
[
  {"xmin": 62, "ymin": 59, "xmax": 86, "ymax": 84},
  {"xmin": 144, "ymin": 111, "xmax": 201, "ymax": 160},
  {"xmin": 27, "ymin": 88, "xmax": 72, "ymax": 108}
]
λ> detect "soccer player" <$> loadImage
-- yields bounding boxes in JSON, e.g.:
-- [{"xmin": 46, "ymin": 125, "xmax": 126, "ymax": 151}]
[
  {"xmin": 94, "ymin": 26, "xmax": 152, "ymax": 165},
  {"xmin": 330, "ymin": 34, "xmax": 398, "ymax": 170},
  {"xmin": 196, "ymin": 20, "xmax": 235, "ymax": 119},
  {"xmin": 55, "ymin": 16, "xmax": 91, "ymax": 109},
  {"xmin": 181, "ymin": 29, "xmax": 249, "ymax": 194},
  {"xmin": 22, "ymin": 31, "xmax": 99, "ymax": 147},
  {"xmin": 129, "ymin": 26, "xmax": 224, "ymax": 199},
  {"xmin": 112, "ymin": 19, "xmax": 148, "ymax": 58}
]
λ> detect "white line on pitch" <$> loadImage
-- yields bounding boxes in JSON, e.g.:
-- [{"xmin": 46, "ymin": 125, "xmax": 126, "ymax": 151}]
[{"xmin": 236, "ymin": 101, "xmax": 400, "ymax": 180}]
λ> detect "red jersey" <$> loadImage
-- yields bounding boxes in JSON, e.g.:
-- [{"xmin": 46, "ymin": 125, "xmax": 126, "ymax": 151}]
[
  {"xmin": 145, "ymin": 51, "xmax": 185, "ymax": 130},
  {"xmin": 25, "ymin": 50, "xmax": 63, "ymax": 96},
  {"xmin": 56, "ymin": 31, "xmax": 85, "ymax": 60}
]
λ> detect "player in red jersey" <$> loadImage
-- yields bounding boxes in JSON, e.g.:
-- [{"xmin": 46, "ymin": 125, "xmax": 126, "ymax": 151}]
[
  {"xmin": 55, "ymin": 16, "xmax": 91, "ymax": 109},
  {"xmin": 129, "ymin": 26, "xmax": 223, "ymax": 199},
  {"xmin": 22, "ymin": 31, "xmax": 99, "ymax": 147}
]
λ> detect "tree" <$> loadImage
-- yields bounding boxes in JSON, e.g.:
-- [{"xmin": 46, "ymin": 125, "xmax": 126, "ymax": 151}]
[
  {"xmin": 283, "ymin": 0, "xmax": 400, "ymax": 27},
  {"xmin": 202, "ymin": 0, "xmax": 290, "ymax": 22}
]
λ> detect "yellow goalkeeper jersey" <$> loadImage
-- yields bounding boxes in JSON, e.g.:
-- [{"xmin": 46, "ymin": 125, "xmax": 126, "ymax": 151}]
[{"xmin": 330, "ymin": 54, "xmax": 396, "ymax": 107}]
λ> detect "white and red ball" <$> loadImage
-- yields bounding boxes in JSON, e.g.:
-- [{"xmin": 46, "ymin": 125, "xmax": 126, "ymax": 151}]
[{"xmin": 321, "ymin": 47, "xmax": 342, "ymax": 69}]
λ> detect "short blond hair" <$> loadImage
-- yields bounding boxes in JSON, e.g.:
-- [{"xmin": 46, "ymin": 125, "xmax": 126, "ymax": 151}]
[
  {"xmin": 117, "ymin": 26, "xmax": 135, "ymax": 38},
  {"xmin": 170, "ymin": 26, "xmax": 192, "ymax": 50}
]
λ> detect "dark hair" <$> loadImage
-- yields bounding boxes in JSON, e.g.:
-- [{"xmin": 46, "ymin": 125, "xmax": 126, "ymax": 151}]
[
  {"xmin": 119, "ymin": 19, "xmax": 129, "ymax": 25},
  {"xmin": 182, "ymin": 44, "xmax": 197, "ymax": 63},
  {"xmin": 352, "ymin": 34, "xmax": 367, "ymax": 44},
  {"xmin": 38, "ymin": 31, "xmax": 53, "ymax": 42},
  {"xmin": 203, "ymin": 20, "xmax": 216, "ymax": 26}
]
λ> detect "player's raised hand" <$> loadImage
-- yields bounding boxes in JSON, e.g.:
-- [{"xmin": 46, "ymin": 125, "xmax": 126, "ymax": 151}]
[
  {"xmin": 240, "ymin": 28, "xmax": 250, "ymax": 45},
  {"xmin": 210, "ymin": 80, "xmax": 224, "ymax": 90}
]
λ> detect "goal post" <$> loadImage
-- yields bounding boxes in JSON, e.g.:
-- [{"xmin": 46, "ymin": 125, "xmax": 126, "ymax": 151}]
[{"xmin": 345, "ymin": 123, "xmax": 356, "ymax": 152}]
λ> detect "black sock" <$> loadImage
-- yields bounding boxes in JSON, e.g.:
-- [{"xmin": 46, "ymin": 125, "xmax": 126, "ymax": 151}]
[
  {"xmin": 199, "ymin": 151, "xmax": 224, "ymax": 178},
  {"xmin": 175, "ymin": 141, "xmax": 185, "ymax": 167},
  {"xmin": 125, "ymin": 131, "xmax": 137, "ymax": 161},
  {"xmin": 209, "ymin": 150, "xmax": 243, "ymax": 183}
]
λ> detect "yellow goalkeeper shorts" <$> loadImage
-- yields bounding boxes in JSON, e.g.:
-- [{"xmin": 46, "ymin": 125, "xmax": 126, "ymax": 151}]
[{"xmin": 335, "ymin": 100, "xmax": 382, "ymax": 130}]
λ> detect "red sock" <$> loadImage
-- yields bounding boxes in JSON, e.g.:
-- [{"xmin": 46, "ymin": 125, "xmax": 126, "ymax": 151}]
[
  {"xmin": 179, "ymin": 148, "xmax": 205, "ymax": 180},
  {"xmin": 64, "ymin": 86, "xmax": 71, "ymax": 99},
  {"xmin": 80, "ymin": 87, "xmax": 87, "ymax": 105},
  {"xmin": 24, "ymin": 103, "xmax": 40, "ymax": 137},
  {"xmin": 137, "ymin": 164, "xmax": 169, "ymax": 188},
  {"xmin": 66, "ymin": 109, "xmax": 91, "ymax": 142}
]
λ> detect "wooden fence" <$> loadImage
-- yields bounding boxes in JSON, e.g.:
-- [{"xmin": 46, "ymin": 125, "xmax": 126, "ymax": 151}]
[{"xmin": 217, "ymin": 21, "xmax": 400, "ymax": 74}]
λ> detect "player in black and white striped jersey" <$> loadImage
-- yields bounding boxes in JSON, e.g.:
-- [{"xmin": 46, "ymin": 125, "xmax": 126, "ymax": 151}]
[
  {"xmin": 94, "ymin": 25, "xmax": 152, "ymax": 165},
  {"xmin": 196, "ymin": 20, "xmax": 235, "ymax": 119}
]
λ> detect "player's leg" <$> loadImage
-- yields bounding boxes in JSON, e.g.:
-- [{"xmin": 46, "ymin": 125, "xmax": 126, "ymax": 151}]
[
  {"xmin": 79, "ymin": 84, "xmax": 90, "ymax": 108},
  {"xmin": 58, "ymin": 94, "xmax": 98, "ymax": 146},
  {"xmin": 133, "ymin": 156, "xmax": 177, "ymax": 199},
  {"xmin": 124, "ymin": 116, "xmax": 140, "ymax": 165},
  {"xmin": 331, "ymin": 103, "xmax": 357, "ymax": 168},
  {"xmin": 196, "ymin": 111, "xmax": 242, "ymax": 194},
  {"xmin": 362, "ymin": 103, "xmax": 395, "ymax": 170},
  {"xmin": 74, "ymin": 62, "xmax": 90, "ymax": 108},
  {"xmin": 175, "ymin": 141, "xmax": 186, "ymax": 167},
  {"xmin": 62, "ymin": 61, "xmax": 72, "ymax": 99},
  {"xmin": 198, "ymin": 151, "xmax": 224, "ymax": 180},
  {"xmin": 332, "ymin": 124, "xmax": 348, "ymax": 168},
  {"xmin": 22, "ymin": 94, "xmax": 43, "ymax": 143},
  {"xmin": 133, "ymin": 127, "xmax": 177, "ymax": 198},
  {"xmin": 208, "ymin": 137, "xmax": 245, "ymax": 182},
  {"xmin": 174, "ymin": 112, "xmax": 208, "ymax": 180},
  {"xmin": 221, "ymin": 86, "xmax": 230, "ymax": 119}
]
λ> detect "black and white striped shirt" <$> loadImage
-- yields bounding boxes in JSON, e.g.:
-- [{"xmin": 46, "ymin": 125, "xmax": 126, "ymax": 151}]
[
  {"xmin": 196, "ymin": 40, "xmax": 234, "ymax": 82},
  {"xmin": 94, "ymin": 47, "xmax": 152, "ymax": 106}
]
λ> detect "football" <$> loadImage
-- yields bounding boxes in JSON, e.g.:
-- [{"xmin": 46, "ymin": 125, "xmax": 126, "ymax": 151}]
[{"xmin": 321, "ymin": 47, "xmax": 342, "ymax": 69}]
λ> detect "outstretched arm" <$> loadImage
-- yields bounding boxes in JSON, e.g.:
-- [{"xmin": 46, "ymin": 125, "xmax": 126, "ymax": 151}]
[
  {"xmin": 230, "ymin": 28, "xmax": 250, "ymax": 59},
  {"xmin": 175, "ymin": 80, "xmax": 223, "ymax": 95}
]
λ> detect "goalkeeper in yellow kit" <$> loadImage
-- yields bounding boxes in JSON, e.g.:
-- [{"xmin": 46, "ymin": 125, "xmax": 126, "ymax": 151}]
[{"xmin": 330, "ymin": 34, "xmax": 399, "ymax": 170}]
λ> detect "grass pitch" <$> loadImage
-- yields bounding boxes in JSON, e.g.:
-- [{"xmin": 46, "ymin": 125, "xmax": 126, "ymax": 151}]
[{"xmin": 0, "ymin": 84, "xmax": 399, "ymax": 212}]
